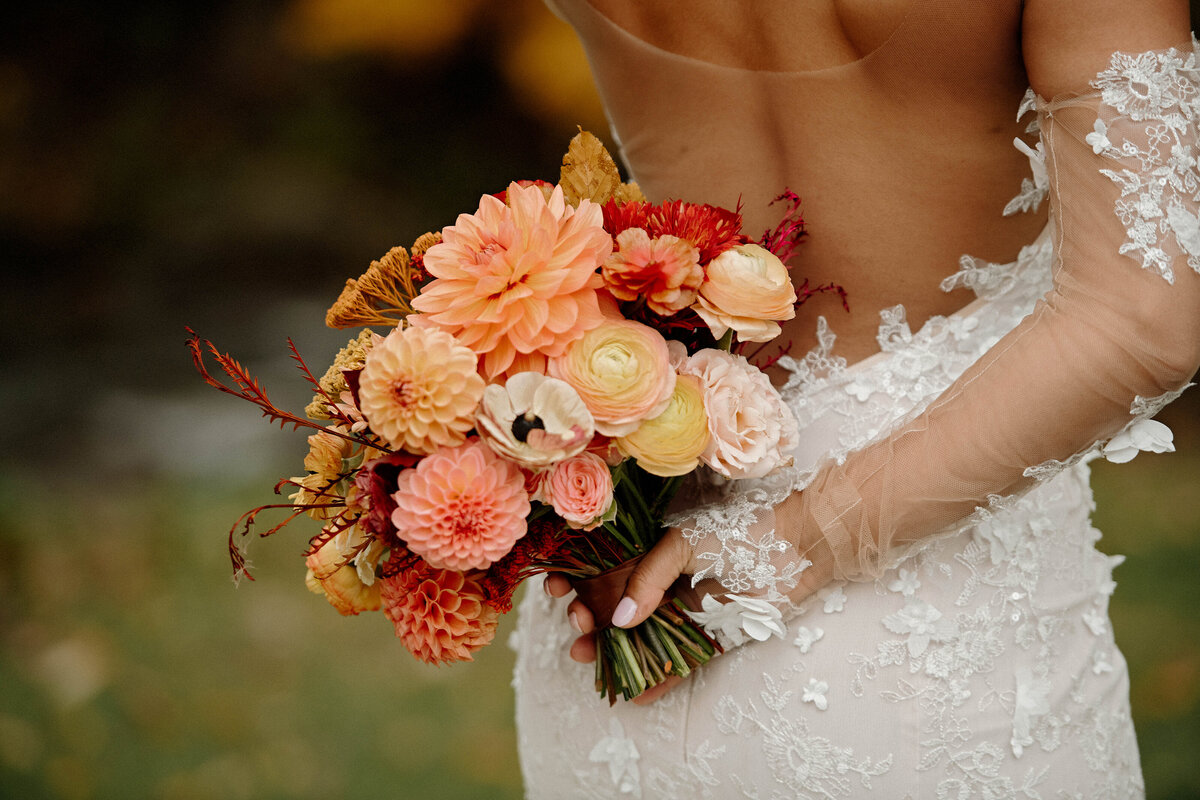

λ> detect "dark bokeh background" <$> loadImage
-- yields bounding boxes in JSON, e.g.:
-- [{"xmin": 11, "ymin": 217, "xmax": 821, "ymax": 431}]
[{"xmin": 1, "ymin": 2, "xmax": 1197, "ymax": 798}]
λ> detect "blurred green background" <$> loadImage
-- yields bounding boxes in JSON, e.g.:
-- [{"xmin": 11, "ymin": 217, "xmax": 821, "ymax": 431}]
[{"xmin": 1, "ymin": 2, "xmax": 1197, "ymax": 798}]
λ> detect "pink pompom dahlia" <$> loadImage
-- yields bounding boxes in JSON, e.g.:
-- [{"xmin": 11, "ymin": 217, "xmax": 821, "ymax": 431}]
[
  {"xmin": 381, "ymin": 561, "xmax": 499, "ymax": 664},
  {"xmin": 392, "ymin": 439, "xmax": 531, "ymax": 571},
  {"xmin": 412, "ymin": 182, "xmax": 613, "ymax": 380}
]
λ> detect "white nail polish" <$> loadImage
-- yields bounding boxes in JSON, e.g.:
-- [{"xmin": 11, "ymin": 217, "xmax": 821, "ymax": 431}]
[
  {"xmin": 611, "ymin": 597, "xmax": 637, "ymax": 627},
  {"xmin": 569, "ymin": 611, "xmax": 582, "ymax": 633}
]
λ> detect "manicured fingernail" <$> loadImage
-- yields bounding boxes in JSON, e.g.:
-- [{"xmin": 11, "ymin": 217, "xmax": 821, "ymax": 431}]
[
  {"xmin": 611, "ymin": 597, "xmax": 637, "ymax": 628},
  {"xmin": 569, "ymin": 611, "xmax": 582, "ymax": 633},
  {"xmin": 544, "ymin": 579, "xmax": 553, "ymax": 597}
]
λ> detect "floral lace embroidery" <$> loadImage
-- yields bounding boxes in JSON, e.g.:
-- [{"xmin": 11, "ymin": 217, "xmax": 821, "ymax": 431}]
[{"xmin": 1084, "ymin": 38, "xmax": 1200, "ymax": 282}]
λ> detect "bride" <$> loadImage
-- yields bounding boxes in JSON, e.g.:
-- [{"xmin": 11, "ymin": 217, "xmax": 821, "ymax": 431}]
[{"xmin": 512, "ymin": 0, "xmax": 1199, "ymax": 797}]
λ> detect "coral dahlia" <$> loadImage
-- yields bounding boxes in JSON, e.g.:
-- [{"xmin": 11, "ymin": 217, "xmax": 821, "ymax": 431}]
[
  {"xmin": 412, "ymin": 182, "xmax": 612, "ymax": 380},
  {"xmin": 381, "ymin": 561, "xmax": 499, "ymax": 664},
  {"xmin": 392, "ymin": 439, "xmax": 531, "ymax": 571},
  {"xmin": 358, "ymin": 324, "xmax": 485, "ymax": 455}
]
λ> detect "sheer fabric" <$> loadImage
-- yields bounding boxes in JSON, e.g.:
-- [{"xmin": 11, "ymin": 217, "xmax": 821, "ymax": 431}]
[
  {"xmin": 513, "ymin": 1, "xmax": 1197, "ymax": 796},
  {"xmin": 676, "ymin": 40, "xmax": 1200, "ymax": 603}
]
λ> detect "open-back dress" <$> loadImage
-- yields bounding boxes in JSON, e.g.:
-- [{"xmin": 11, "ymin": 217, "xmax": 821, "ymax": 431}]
[{"xmin": 511, "ymin": 2, "xmax": 1200, "ymax": 796}]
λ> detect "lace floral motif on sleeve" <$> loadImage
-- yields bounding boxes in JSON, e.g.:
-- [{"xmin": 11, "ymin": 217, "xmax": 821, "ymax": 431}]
[
  {"xmin": 1084, "ymin": 38, "xmax": 1200, "ymax": 282},
  {"xmin": 669, "ymin": 478, "xmax": 810, "ymax": 604}
]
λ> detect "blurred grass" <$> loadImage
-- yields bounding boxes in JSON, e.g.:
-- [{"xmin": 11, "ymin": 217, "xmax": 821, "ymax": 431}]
[{"xmin": 0, "ymin": 471, "xmax": 524, "ymax": 799}]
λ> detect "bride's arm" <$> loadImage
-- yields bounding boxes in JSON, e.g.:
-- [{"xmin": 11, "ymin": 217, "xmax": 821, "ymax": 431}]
[{"xmin": 553, "ymin": 0, "xmax": 1200, "ymax": 653}]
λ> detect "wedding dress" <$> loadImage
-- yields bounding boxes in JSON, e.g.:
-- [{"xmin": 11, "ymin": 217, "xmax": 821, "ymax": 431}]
[{"xmin": 511, "ymin": 1, "xmax": 1200, "ymax": 797}]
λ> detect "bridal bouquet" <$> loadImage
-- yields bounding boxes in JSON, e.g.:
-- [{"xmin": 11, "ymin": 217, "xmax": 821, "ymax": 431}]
[{"xmin": 191, "ymin": 131, "xmax": 824, "ymax": 702}]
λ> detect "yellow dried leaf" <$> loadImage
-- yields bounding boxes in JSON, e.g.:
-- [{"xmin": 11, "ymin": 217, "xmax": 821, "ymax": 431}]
[
  {"xmin": 559, "ymin": 130, "xmax": 621, "ymax": 207},
  {"xmin": 612, "ymin": 181, "xmax": 646, "ymax": 205}
]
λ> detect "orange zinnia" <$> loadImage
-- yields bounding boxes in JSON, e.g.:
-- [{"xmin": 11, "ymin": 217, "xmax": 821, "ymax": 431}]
[{"xmin": 412, "ymin": 182, "xmax": 612, "ymax": 380}]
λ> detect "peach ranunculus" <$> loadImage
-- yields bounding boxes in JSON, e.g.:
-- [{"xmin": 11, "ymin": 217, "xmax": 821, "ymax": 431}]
[
  {"xmin": 548, "ymin": 319, "xmax": 675, "ymax": 437},
  {"xmin": 380, "ymin": 561, "xmax": 499, "ymax": 664},
  {"xmin": 679, "ymin": 348, "xmax": 799, "ymax": 479},
  {"xmin": 305, "ymin": 536, "xmax": 382, "ymax": 616},
  {"xmin": 691, "ymin": 243, "xmax": 797, "ymax": 343},
  {"xmin": 357, "ymin": 324, "xmax": 485, "ymax": 455},
  {"xmin": 616, "ymin": 374, "xmax": 710, "ymax": 477},
  {"xmin": 538, "ymin": 452, "xmax": 615, "ymax": 530},
  {"xmin": 392, "ymin": 439, "xmax": 531, "ymax": 571},
  {"xmin": 602, "ymin": 228, "xmax": 703, "ymax": 315},
  {"xmin": 411, "ymin": 182, "xmax": 613, "ymax": 380},
  {"xmin": 475, "ymin": 372, "xmax": 594, "ymax": 470}
]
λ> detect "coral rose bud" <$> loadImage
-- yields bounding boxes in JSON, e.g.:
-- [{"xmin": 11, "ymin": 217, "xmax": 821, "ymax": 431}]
[
  {"xmin": 548, "ymin": 319, "xmax": 675, "ymax": 437},
  {"xmin": 616, "ymin": 374, "xmax": 710, "ymax": 477},
  {"xmin": 541, "ymin": 452, "xmax": 615, "ymax": 530},
  {"xmin": 692, "ymin": 243, "xmax": 797, "ymax": 343},
  {"xmin": 602, "ymin": 228, "xmax": 703, "ymax": 315}
]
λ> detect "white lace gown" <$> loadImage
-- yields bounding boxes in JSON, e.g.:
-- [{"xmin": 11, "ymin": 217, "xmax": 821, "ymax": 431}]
[
  {"xmin": 511, "ymin": 4, "xmax": 1200, "ymax": 796},
  {"xmin": 513, "ymin": 225, "xmax": 1143, "ymax": 798}
]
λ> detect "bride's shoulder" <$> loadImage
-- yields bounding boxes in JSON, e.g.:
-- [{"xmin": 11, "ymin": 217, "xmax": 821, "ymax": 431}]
[{"xmin": 1022, "ymin": 0, "xmax": 1192, "ymax": 98}]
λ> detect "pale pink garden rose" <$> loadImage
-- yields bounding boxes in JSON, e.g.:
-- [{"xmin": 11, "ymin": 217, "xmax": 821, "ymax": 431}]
[
  {"xmin": 538, "ymin": 452, "xmax": 615, "ymax": 530},
  {"xmin": 411, "ymin": 182, "xmax": 612, "ymax": 380},
  {"xmin": 358, "ymin": 324, "xmax": 485, "ymax": 455},
  {"xmin": 548, "ymin": 319, "xmax": 675, "ymax": 436},
  {"xmin": 475, "ymin": 372, "xmax": 594, "ymax": 470},
  {"xmin": 680, "ymin": 348, "xmax": 799, "ymax": 479},
  {"xmin": 392, "ymin": 439, "xmax": 531, "ymax": 570},
  {"xmin": 691, "ymin": 243, "xmax": 797, "ymax": 343},
  {"xmin": 616, "ymin": 374, "xmax": 710, "ymax": 477},
  {"xmin": 602, "ymin": 228, "xmax": 703, "ymax": 315}
]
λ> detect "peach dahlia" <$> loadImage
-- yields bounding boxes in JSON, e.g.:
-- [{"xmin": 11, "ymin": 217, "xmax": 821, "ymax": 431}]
[
  {"xmin": 412, "ymin": 182, "xmax": 612, "ymax": 380},
  {"xmin": 357, "ymin": 324, "xmax": 485, "ymax": 456}
]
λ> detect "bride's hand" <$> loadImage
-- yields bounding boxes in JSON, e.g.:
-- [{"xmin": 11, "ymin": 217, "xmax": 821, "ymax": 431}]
[{"xmin": 544, "ymin": 527, "xmax": 697, "ymax": 704}]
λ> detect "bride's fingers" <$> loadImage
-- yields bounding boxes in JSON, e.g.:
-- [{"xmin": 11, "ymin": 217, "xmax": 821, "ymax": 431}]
[
  {"xmin": 569, "ymin": 633, "xmax": 597, "ymax": 663},
  {"xmin": 632, "ymin": 675, "xmax": 682, "ymax": 705},
  {"xmin": 543, "ymin": 572, "xmax": 573, "ymax": 598},
  {"xmin": 567, "ymin": 597, "xmax": 595, "ymax": 634},
  {"xmin": 612, "ymin": 531, "xmax": 691, "ymax": 629}
]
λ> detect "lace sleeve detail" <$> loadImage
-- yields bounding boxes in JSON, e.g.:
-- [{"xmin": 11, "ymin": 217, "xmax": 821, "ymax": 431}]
[
  {"xmin": 672, "ymin": 40, "xmax": 1200, "ymax": 648},
  {"xmin": 668, "ymin": 479, "xmax": 808, "ymax": 604}
]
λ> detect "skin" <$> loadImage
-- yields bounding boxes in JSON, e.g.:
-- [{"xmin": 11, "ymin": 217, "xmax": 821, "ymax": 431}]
[{"xmin": 550, "ymin": 0, "xmax": 1193, "ymax": 705}]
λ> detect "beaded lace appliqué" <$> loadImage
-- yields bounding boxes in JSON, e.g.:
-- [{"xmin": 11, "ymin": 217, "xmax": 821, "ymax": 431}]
[{"xmin": 1085, "ymin": 38, "xmax": 1200, "ymax": 282}]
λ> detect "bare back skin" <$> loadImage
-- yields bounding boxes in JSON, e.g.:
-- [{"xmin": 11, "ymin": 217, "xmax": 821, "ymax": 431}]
[{"xmin": 554, "ymin": 0, "xmax": 1049, "ymax": 367}]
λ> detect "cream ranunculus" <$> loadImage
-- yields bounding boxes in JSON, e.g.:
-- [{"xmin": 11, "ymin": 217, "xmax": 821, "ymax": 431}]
[
  {"xmin": 548, "ymin": 319, "xmax": 676, "ymax": 436},
  {"xmin": 616, "ymin": 374, "xmax": 709, "ymax": 477},
  {"xmin": 475, "ymin": 372, "xmax": 595, "ymax": 469},
  {"xmin": 691, "ymin": 243, "xmax": 797, "ymax": 343},
  {"xmin": 680, "ymin": 348, "xmax": 798, "ymax": 479}
]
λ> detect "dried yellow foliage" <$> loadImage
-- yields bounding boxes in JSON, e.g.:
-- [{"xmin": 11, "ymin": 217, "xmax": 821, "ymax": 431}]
[
  {"xmin": 612, "ymin": 180, "xmax": 646, "ymax": 205},
  {"xmin": 325, "ymin": 245, "xmax": 422, "ymax": 330},
  {"xmin": 411, "ymin": 231, "xmax": 442, "ymax": 259},
  {"xmin": 559, "ymin": 130, "xmax": 621, "ymax": 207}
]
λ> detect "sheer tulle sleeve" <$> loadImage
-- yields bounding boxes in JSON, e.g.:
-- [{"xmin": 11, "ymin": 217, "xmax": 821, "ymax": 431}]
[{"xmin": 672, "ymin": 39, "xmax": 1200, "ymax": 615}]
